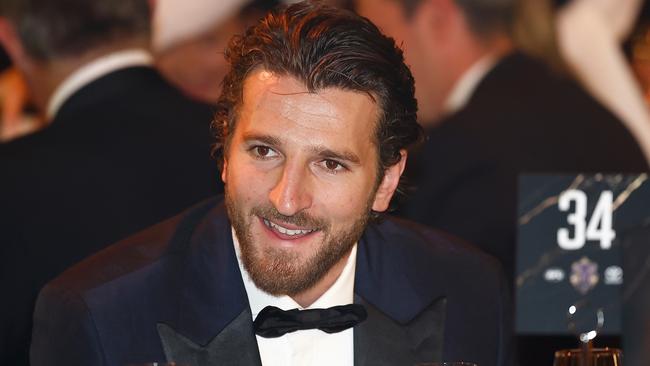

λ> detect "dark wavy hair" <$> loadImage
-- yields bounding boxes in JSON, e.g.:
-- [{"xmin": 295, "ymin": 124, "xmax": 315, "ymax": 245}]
[{"xmin": 212, "ymin": 0, "xmax": 423, "ymax": 206}]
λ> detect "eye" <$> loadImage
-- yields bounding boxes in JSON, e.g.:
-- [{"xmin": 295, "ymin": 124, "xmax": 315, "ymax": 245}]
[
  {"xmin": 250, "ymin": 145, "xmax": 279, "ymax": 159},
  {"xmin": 321, "ymin": 159, "xmax": 346, "ymax": 173}
]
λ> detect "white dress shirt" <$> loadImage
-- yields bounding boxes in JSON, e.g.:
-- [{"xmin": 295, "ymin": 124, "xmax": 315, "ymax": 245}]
[
  {"xmin": 444, "ymin": 55, "xmax": 498, "ymax": 115},
  {"xmin": 46, "ymin": 49, "xmax": 153, "ymax": 120},
  {"xmin": 233, "ymin": 229, "xmax": 357, "ymax": 366}
]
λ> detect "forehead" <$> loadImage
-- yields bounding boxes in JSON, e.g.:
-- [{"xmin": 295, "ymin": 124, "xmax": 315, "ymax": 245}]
[{"xmin": 234, "ymin": 69, "xmax": 380, "ymax": 150}]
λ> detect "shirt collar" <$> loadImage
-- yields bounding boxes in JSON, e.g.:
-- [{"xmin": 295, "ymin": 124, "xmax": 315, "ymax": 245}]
[
  {"xmin": 232, "ymin": 227, "xmax": 357, "ymax": 319},
  {"xmin": 444, "ymin": 54, "xmax": 499, "ymax": 115},
  {"xmin": 46, "ymin": 49, "xmax": 153, "ymax": 120}
]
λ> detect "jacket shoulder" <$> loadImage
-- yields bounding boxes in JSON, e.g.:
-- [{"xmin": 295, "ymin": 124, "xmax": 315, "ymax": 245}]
[{"xmin": 369, "ymin": 215, "xmax": 502, "ymax": 269}]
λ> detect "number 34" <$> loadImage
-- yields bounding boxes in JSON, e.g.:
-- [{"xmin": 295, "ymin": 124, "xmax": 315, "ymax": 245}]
[{"xmin": 557, "ymin": 189, "xmax": 616, "ymax": 250}]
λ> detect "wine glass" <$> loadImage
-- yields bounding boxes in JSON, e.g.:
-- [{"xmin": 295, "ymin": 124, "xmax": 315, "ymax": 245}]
[
  {"xmin": 554, "ymin": 302, "xmax": 622, "ymax": 366},
  {"xmin": 553, "ymin": 348, "xmax": 622, "ymax": 366}
]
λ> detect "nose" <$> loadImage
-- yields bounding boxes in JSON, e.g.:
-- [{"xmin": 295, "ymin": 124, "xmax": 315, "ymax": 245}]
[{"xmin": 268, "ymin": 162, "xmax": 313, "ymax": 216}]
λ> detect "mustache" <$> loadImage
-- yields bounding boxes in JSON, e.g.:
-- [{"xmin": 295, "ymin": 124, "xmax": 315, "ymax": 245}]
[{"xmin": 251, "ymin": 204, "xmax": 327, "ymax": 230}]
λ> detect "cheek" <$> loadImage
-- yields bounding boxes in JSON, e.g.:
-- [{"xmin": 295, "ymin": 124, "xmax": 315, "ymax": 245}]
[
  {"xmin": 313, "ymin": 173, "xmax": 375, "ymax": 220},
  {"xmin": 226, "ymin": 160, "xmax": 277, "ymax": 204}
]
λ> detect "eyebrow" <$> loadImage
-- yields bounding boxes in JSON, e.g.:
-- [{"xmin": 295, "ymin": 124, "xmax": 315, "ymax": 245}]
[
  {"xmin": 241, "ymin": 132, "xmax": 361, "ymax": 164},
  {"xmin": 311, "ymin": 146, "xmax": 361, "ymax": 165},
  {"xmin": 242, "ymin": 132, "xmax": 282, "ymax": 148}
]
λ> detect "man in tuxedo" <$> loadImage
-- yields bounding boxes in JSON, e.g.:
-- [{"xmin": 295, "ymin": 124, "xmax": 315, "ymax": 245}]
[
  {"xmin": 0, "ymin": 1, "xmax": 220, "ymax": 364},
  {"xmin": 355, "ymin": 0, "xmax": 648, "ymax": 365},
  {"xmin": 30, "ymin": 2, "xmax": 512, "ymax": 366}
]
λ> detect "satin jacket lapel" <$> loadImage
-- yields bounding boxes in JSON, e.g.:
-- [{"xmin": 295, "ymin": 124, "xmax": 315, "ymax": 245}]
[
  {"xmin": 155, "ymin": 201, "xmax": 261, "ymax": 365},
  {"xmin": 354, "ymin": 222, "xmax": 451, "ymax": 366},
  {"xmin": 157, "ymin": 308, "xmax": 261, "ymax": 366},
  {"xmin": 354, "ymin": 295, "xmax": 447, "ymax": 366}
]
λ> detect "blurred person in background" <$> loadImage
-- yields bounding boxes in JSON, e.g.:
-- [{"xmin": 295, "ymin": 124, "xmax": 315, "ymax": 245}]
[
  {"xmin": 555, "ymin": 0, "xmax": 650, "ymax": 162},
  {"xmin": 152, "ymin": 0, "xmax": 278, "ymax": 104},
  {"xmin": 354, "ymin": 0, "xmax": 648, "ymax": 282},
  {"xmin": 513, "ymin": 0, "xmax": 650, "ymax": 163},
  {"xmin": 630, "ymin": 21, "xmax": 650, "ymax": 104},
  {"xmin": 354, "ymin": 1, "xmax": 648, "ymax": 365},
  {"xmin": 0, "ymin": 48, "xmax": 41, "ymax": 141},
  {"xmin": 0, "ymin": 0, "xmax": 278, "ymax": 141},
  {"xmin": 0, "ymin": 0, "xmax": 222, "ymax": 364}
]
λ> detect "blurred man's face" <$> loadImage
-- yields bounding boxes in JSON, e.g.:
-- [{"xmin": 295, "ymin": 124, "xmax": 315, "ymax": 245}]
[
  {"xmin": 356, "ymin": 0, "xmax": 412, "ymax": 46},
  {"xmin": 156, "ymin": 16, "xmax": 243, "ymax": 103},
  {"xmin": 356, "ymin": 0, "xmax": 441, "ymax": 122},
  {"xmin": 222, "ymin": 70, "xmax": 397, "ymax": 297}
]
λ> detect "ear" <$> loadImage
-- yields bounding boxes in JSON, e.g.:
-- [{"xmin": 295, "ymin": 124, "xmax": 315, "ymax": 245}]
[
  {"xmin": 371, "ymin": 149, "xmax": 407, "ymax": 212},
  {"xmin": 0, "ymin": 17, "xmax": 26, "ymax": 65},
  {"xmin": 220, "ymin": 157, "xmax": 228, "ymax": 184}
]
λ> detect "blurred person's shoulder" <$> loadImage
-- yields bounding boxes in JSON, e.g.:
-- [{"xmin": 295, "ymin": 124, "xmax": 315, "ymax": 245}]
[
  {"xmin": 0, "ymin": 123, "xmax": 59, "ymax": 176},
  {"xmin": 433, "ymin": 51, "xmax": 648, "ymax": 172}
]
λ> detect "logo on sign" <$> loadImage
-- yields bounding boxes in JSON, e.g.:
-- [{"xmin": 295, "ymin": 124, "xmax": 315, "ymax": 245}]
[
  {"xmin": 544, "ymin": 268, "xmax": 565, "ymax": 283},
  {"xmin": 604, "ymin": 266, "xmax": 623, "ymax": 285},
  {"xmin": 570, "ymin": 257, "xmax": 599, "ymax": 294}
]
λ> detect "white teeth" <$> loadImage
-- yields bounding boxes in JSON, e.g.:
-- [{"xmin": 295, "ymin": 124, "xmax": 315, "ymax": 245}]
[{"xmin": 263, "ymin": 219, "xmax": 314, "ymax": 236}]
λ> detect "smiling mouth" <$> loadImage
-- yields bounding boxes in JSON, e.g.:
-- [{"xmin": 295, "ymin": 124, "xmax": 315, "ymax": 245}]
[{"xmin": 262, "ymin": 218, "xmax": 317, "ymax": 238}]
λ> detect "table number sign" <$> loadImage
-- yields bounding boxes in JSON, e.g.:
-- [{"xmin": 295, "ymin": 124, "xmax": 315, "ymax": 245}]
[{"xmin": 516, "ymin": 174, "xmax": 650, "ymax": 335}]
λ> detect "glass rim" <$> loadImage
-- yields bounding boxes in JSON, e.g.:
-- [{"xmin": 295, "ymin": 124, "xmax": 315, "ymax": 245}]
[
  {"xmin": 554, "ymin": 347, "xmax": 622, "ymax": 356},
  {"xmin": 415, "ymin": 362, "xmax": 479, "ymax": 366}
]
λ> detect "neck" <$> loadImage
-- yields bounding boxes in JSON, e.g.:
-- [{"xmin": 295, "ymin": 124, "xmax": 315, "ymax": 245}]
[
  {"xmin": 419, "ymin": 34, "xmax": 513, "ymax": 128},
  {"xmin": 291, "ymin": 248, "xmax": 353, "ymax": 308}
]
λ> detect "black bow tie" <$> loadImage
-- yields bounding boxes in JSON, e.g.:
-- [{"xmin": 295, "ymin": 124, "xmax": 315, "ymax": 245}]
[{"xmin": 253, "ymin": 304, "xmax": 368, "ymax": 338}]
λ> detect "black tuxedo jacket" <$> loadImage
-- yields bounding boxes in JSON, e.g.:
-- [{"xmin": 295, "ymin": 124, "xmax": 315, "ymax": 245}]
[
  {"xmin": 0, "ymin": 66, "xmax": 221, "ymax": 365},
  {"xmin": 30, "ymin": 197, "xmax": 512, "ymax": 366},
  {"xmin": 400, "ymin": 52, "xmax": 648, "ymax": 279}
]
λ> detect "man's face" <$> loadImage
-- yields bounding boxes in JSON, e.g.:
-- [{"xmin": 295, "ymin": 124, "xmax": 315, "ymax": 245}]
[{"xmin": 222, "ymin": 70, "xmax": 395, "ymax": 297}]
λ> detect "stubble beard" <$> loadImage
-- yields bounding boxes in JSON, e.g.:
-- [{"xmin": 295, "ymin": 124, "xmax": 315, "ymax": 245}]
[{"xmin": 225, "ymin": 191, "xmax": 372, "ymax": 297}]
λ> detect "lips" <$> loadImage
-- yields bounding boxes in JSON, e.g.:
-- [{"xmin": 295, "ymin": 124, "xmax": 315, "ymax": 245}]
[{"xmin": 261, "ymin": 217, "xmax": 317, "ymax": 239}]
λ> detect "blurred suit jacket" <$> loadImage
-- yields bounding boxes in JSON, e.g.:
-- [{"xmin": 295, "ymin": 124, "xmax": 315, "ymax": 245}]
[
  {"xmin": 0, "ymin": 66, "xmax": 221, "ymax": 365},
  {"xmin": 30, "ymin": 197, "xmax": 511, "ymax": 366},
  {"xmin": 399, "ymin": 52, "xmax": 648, "ymax": 279}
]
